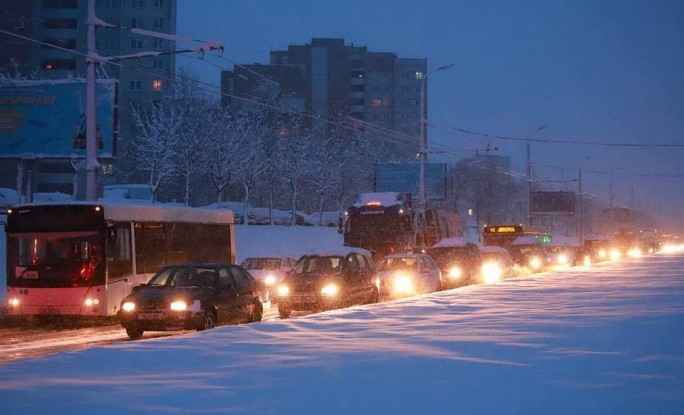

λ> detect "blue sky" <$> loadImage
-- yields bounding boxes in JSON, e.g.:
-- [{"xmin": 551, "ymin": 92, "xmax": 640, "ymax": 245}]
[{"xmin": 177, "ymin": 0, "xmax": 684, "ymax": 225}]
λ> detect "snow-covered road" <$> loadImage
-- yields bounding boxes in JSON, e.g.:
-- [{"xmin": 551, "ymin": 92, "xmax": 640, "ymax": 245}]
[{"xmin": 1, "ymin": 253, "xmax": 683, "ymax": 415}]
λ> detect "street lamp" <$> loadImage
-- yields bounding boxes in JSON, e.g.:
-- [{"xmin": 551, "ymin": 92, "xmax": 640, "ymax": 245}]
[
  {"xmin": 525, "ymin": 124, "xmax": 548, "ymax": 225},
  {"xmin": 416, "ymin": 63, "xmax": 454, "ymax": 247}
]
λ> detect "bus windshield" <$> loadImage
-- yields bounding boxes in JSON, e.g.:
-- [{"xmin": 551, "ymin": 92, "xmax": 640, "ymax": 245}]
[{"xmin": 7, "ymin": 231, "xmax": 105, "ymax": 288}]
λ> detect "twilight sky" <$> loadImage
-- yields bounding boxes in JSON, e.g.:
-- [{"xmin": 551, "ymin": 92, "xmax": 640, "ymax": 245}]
[{"xmin": 177, "ymin": 0, "xmax": 684, "ymax": 226}]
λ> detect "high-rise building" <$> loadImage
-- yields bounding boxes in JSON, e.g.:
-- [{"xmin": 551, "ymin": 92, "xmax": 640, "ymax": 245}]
[
  {"xmin": 221, "ymin": 38, "xmax": 427, "ymax": 160},
  {"xmin": 0, "ymin": 0, "xmax": 177, "ymax": 198}
]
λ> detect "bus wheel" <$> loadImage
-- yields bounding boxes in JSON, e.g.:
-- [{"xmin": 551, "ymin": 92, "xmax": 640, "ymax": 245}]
[
  {"xmin": 278, "ymin": 305, "xmax": 292, "ymax": 319},
  {"xmin": 198, "ymin": 311, "xmax": 216, "ymax": 331},
  {"xmin": 250, "ymin": 300, "xmax": 263, "ymax": 323},
  {"xmin": 126, "ymin": 326, "xmax": 144, "ymax": 340}
]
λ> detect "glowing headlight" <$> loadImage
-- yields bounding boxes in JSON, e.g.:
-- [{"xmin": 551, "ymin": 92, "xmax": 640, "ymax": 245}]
[
  {"xmin": 9, "ymin": 298, "xmax": 20, "ymax": 307},
  {"xmin": 264, "ymin": 275, "xmax": 276, "ymax": 286},
  {"xmin": 84, "ymin": 298, "xmax": 100, "ymax": 307},
  {"xmin": 610, "ymin": 249, "xmax": 621, "ymax": 260},
  {"xmin": 583, "ymin": 255, "xmax": 591, "ymax": 267},
  {"xmin": 481, "ymin": 263, "xmax": 502, "ymax": 284},
  {"xmin": 321, "ymin": 283, "xmax": 339, "ymax": 296},
  {"xmin": 277, "ymin": 285, "xmax": 290, "ymax": 297},
  {"xmin": 529, "ymin": 257, "xmax": 542, "ymax": 269},
  {"xmin": 122, "ymin": 301, "xmax": 136, "ymax": 312},
  {"xmin": 557, "ymin": 254, "xmax": 568, "ymax": 265},
  {"xmin": 393, "ymin": 276, "xmax": 414, "ymax": 294},
  {"xmin": 628, "ymin": 248, "xmax": 642, "ymax": 258},
  {"xmin": 448, "ymin": 267, "xmax": 462, "ymax": 279},
  {"xmin": 598, "ymin": 249, "xmax": 607, "ymax": 258},
  {"xmin": 170, "ymin": 300, "xmax": 187, "ymax": 311}
]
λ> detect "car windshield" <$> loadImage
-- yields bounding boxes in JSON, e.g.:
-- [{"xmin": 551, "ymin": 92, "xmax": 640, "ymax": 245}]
[
  {"xmin": 378, "ymin": 257, "xmax": 417, "ymax": 271},
  {"xmin": 147, "ymin": 267, "xmax": 216, "ymax": 287},
  {"xmin": 294, "ymin": 256, "xmax": 343, "ymax": 274},
  {"xmin": 427, "ymin": 247, "xmax": 472, "ymax": 268},
  {"xmin": 509, "ymin": 245, "xmax": 541, "ymax": 256},
  {"xmin": 481, "ymin": 252, "xmax": 503, "ymax": 262},
  {"xmin": 241, "ymin": 257, "xmax": 281, "ymax": 270}
]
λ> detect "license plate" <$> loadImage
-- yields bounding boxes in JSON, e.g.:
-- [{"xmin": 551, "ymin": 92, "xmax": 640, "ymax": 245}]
[
  {"xmin": 294, "ymin": 293, "xmax": 317, "ymax": 304},
  {"xmin": 138, "ymin": 312, "xmax": 165, "ymax": 320},
  {"xmin": 40, "ymin": 307, "xmax": 61, "ymax": 315}
]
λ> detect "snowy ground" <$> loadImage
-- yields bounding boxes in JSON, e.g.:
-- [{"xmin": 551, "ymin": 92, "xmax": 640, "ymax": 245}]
[{"xmin": 1, "ymin": 245, "xmax": 683, "ymax": 414}]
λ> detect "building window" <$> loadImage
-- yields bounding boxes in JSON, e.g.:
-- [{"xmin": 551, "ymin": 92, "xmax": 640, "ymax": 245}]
[
  {"xmin": 99, "ymin": 39, "xmax": 115, "ymax": 50},
  {"xmin": 154, "ymin": 0, "xmax": 164, "ymax": 7},
  {"xmin": 130, "ymin": 38, "xmax": 143, "ymax": 49},
  {"xmin": 42, "ymin": 59, "xmax": 76, "ymax": 70},
  {"xmin": 130, "ymin": 80, "xmax": 142, "ymax": 91},
  {"xmin": 153, "ymin": 18, "xmax": 164, "ymax": 29},
  {"xmin": 42, "ymin": 0, "xmax": 78, "ymax": 8},
  {"xmin": 131, "ymin": 18, "xmax": 143, "ymax": 28},
  {"xmin": 131, "ymin": 0, "xmax": 144, "ymax": 7},
  {"xmin": 351, "ymin": 84, "xmax": 365, "ymax": 92},
  {"xmin": 415, "ymin": 71, "xmax": 424, "ymax": 80},
  {"xmin": 104, "ymin": 0, "xmax": 116, "ymax": 8},
  {"xmin": 153, "ymin": 59, "xmax": 164, "ymax": 70},
  {"xmin": 152, "ymin": 80, "xmax": 163, "ymax": 91},
  {"xmin": 42, "ymin": 18, "xmax": 77, "ymax": 29},
  {"xmin": 371, "ymin": 99, "xmax": 382, "ymax": 107},
  {"xmin": 383, "ymin": 98, "xmax": 391, "ymax": 106},
  {"xmin": 351, "ymin": 70, "xmax": 364, "ymax": 78},
  {"xmin": 42, "ymin": 38, "xmax": 77, "ymax": 49}
]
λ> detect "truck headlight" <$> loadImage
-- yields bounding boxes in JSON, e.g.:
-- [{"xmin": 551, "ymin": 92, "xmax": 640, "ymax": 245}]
[
  {"xmin": 277, "ymin": 285, "xmax": 290, "ymax": 297},
  {"xmin": 84, "ymin": 298, "xmax": 100, "ymax": 307},
  {"xmin": 9, "ymin": 298, "xmax": 20, "ymax": 307}
]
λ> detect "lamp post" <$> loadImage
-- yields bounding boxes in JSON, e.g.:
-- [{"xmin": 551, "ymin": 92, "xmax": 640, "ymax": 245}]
[
  {"xmin": 525, "ymin": 124, "xmax": 548, "ymax": 225},
  {"xmin": 416, "ymin": 63, "xmax": 454, "ymax": 248}
]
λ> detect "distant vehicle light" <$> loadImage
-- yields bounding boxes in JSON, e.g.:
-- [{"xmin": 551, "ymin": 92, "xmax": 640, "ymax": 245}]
[
  {"xmin": 448, "ymin": 267, "xmax": 462, "ymax": 279},
  {"xmin": 628, "ymin": 248, "xmax": 642, "ymax": 258},
  {"xmin": 122, "ymin": 301, "xmax": 136, "ymax": 312},
  {"xmin": 170, "ymin": 300, "xmax": 187, "ymax": 311},
  {"xmin": 481, "ymin": 263, "xmax": 502, "ymax": 284},
  {"xmin": 366, "ymin": 201, "xmax": 382, "ymax": 206},
  {"xmin": 598, "ymin": 249, "xmax": 607, "ymax": 258},
  {"xmin": 529, "ymin": 257, "xmax": 542, "ymax": 270},
  {"xmin": 9, "ymin": 298, "xmax": 19, "ymax": 307},
  {"xmin": 557, "ymin": 254, "xmax": 568, "ymax": 265},
  {"xmin": 277, "ymin": 285, "xmax": 290, "ymax": 297},
  {"xmin": 583, "ymin": 255, "xmax": 592, "ymax": 268},
  {"xmin": 321, "ymin": 284, "xmax": 339, "ymax": 297},
  {"xmin": 264, "ymin": 275, "xmax": 276, "ymax": 286},
  {"xmin": 610, "ymin": 249, "xmax": 621, "ymax": 260}
]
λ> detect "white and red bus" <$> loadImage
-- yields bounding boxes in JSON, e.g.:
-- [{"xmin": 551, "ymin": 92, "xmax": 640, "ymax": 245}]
[{"xmin": 5, "ymin": 202, "xmax": 235, "ymax": 317}]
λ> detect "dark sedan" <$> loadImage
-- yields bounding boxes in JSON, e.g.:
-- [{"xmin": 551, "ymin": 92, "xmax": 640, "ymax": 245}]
[
  {"xmin": 276, "ymin": 248, "xmax": 379, "ymax": 319},
  {"xmin": 118, "ymin": 264, "xmax": 263, "ymax": 339}
]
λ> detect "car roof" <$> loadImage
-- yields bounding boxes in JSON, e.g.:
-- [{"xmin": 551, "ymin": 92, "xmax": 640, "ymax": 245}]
[
  {"xmin": 301, "ymin": 247, "xmax": 372, "ymax": 257},
  {"xmin": 480, "ymin": 246, "xmax": 509, "ymax": 254},
  {"xmin": 380, "ymin": 253, "xmax": 426, "ymax": 260}
]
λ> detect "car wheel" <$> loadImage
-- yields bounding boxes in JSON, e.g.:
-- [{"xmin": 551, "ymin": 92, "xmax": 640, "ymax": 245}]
[
  {"xmin": 198, "ymin": 310, "xmax": 216, "ymax": 331},
  {"xmin": 126, "ymin": 325, "xmax": 144, "ymax": 340},
  {"xmin": 250, "ymin": 299, "xmax": 263, "ymax": 322},
  {"xmin": 278, "ymin": 305, "xmax": 292, "ymax": 319}
]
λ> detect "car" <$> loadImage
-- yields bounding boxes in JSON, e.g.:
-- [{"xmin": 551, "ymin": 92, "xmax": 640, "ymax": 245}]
[
  {"xmin": 582, "ymin": 235, "xmax": 611, "ymax": 263},
  {"xmin": 118, "ymin": 263, "xmax": 263, "ymax": 339},
  {"xmin": 547, "ymin": 245, "xmax": 579, "ymax": 269},
  {"xmin": 479, "ymin": 246, "xmax": 516, "ymax": 283},
  {"xmin": 276, "ymin": 247, "xmax": 379, "ymax": 319},
  {"xmin": 507, "ymin": 236, "xmax": 550, "ymax": 273},
  {"xmin": 240, "ymin": 256, "xmax": 297, "ymax": 303},
  {"xmin": 376, "ymin": 253, "xmax": 442, "ymax": 299},
  {"xmin": 426, "ymin": 239, "xmax": 482, "ymax": 289}
]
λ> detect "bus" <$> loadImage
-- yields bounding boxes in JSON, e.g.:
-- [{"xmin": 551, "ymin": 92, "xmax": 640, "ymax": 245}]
[
  {"xmin": 5, "ymin": 202, "xmax": 235, "ymax": 317},
  {"xmin": 482, "ymin": 224, "xmax": 551, "ymax": 248}
]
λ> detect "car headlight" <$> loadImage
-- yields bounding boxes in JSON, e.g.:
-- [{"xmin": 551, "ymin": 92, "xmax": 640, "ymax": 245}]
[
  {"xmin": 264, "ymin": 275, "xmax": 276, "ymax": 286},
  {"xmin": 321, "ymin": 283, "xmax": 339, "ymax": 297},
  {"xmin": 481, "ymin": 263, "xmax": 502, "ymax": 284},
  {"xmin": 277, "ymin": 285, "xmax": 290, "ymax": 297},
  {"xmin": 610, "ymin": 249, "xmax": 621, "ymax": 260},
  {"xmin": 583, "ymin": 255, "xmax": 592, "ymax": 267},
  {"xmin": 122, "ymin": 301, "xmax": 136, "ymax": 312},
  {"xmin": 393, "ymin": 275, "xmax": 414, "ymax": 294},
  {"xmin": 170, "ymin": 300, "xmax": 187, "ymax": 311},
  {"xmin": 628, "ymin": 248, "xmax": 642, "ymax": 258},
  {"xmin": 598, "ymin": 249, "xmax": 607, "ymax": 258},
  {"xmin": 448, "ymin": 266, "xmax": 462, "ymax": 279},
  {"xmin": 557, "ymin": 254, "xmax": 568, "ymax": 265},
  {"xmin": 529, "ymin": 257, "xmax": 542, "ymax": 269}
]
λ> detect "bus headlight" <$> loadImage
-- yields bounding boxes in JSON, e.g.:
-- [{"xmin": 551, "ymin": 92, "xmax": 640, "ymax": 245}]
[
  {"xmin": 277, "ymin": 285, "xmax": 290, "ymax": 297},
  {"xmin": 84, "ymin": 298, "xmax": 100, "ymax": 307},
  {"xmin": 448, "ymin": 267, "xmax": 462, "ymax": 279},
  {"xmin": 393, "ymin": 275, "xmax": 414, "ymax": 294},
  {"xmin": 264, "ymin": 275, "xmax": 276, "ymax": 286},
  {"xmin": 170, "ymin": 300, "xmax": 187, "ymax": 311},
  {"xmin": 8, "ymin": 298, "xmax": 20, "ymax": 307},
  {"xmin": 321, "ymin": 283, "xmax": 339, "ymax": 297},
  {"xmin": 481, "ymin": 263, "xmax": 502, "ymax": 284},
  {"xmin": 529, "ymin": 257, "xmax": 542, "ymax": 269},
  {"xmin": 122, "ymin": 301, "xmax": 136, "ymax": 312}
]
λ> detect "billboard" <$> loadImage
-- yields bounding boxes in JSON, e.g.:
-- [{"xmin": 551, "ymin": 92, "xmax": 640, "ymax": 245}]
[
  {"xmin": 0, "ymin": 79, "xmax": 117, "ymax": 159},
  {"xmin": 376, "ymin": 162, "xmax": 446, "ymax": 200},
  {"xmin": 530, "ymin": 191, "xmax": 576, "ymax": 214}
]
